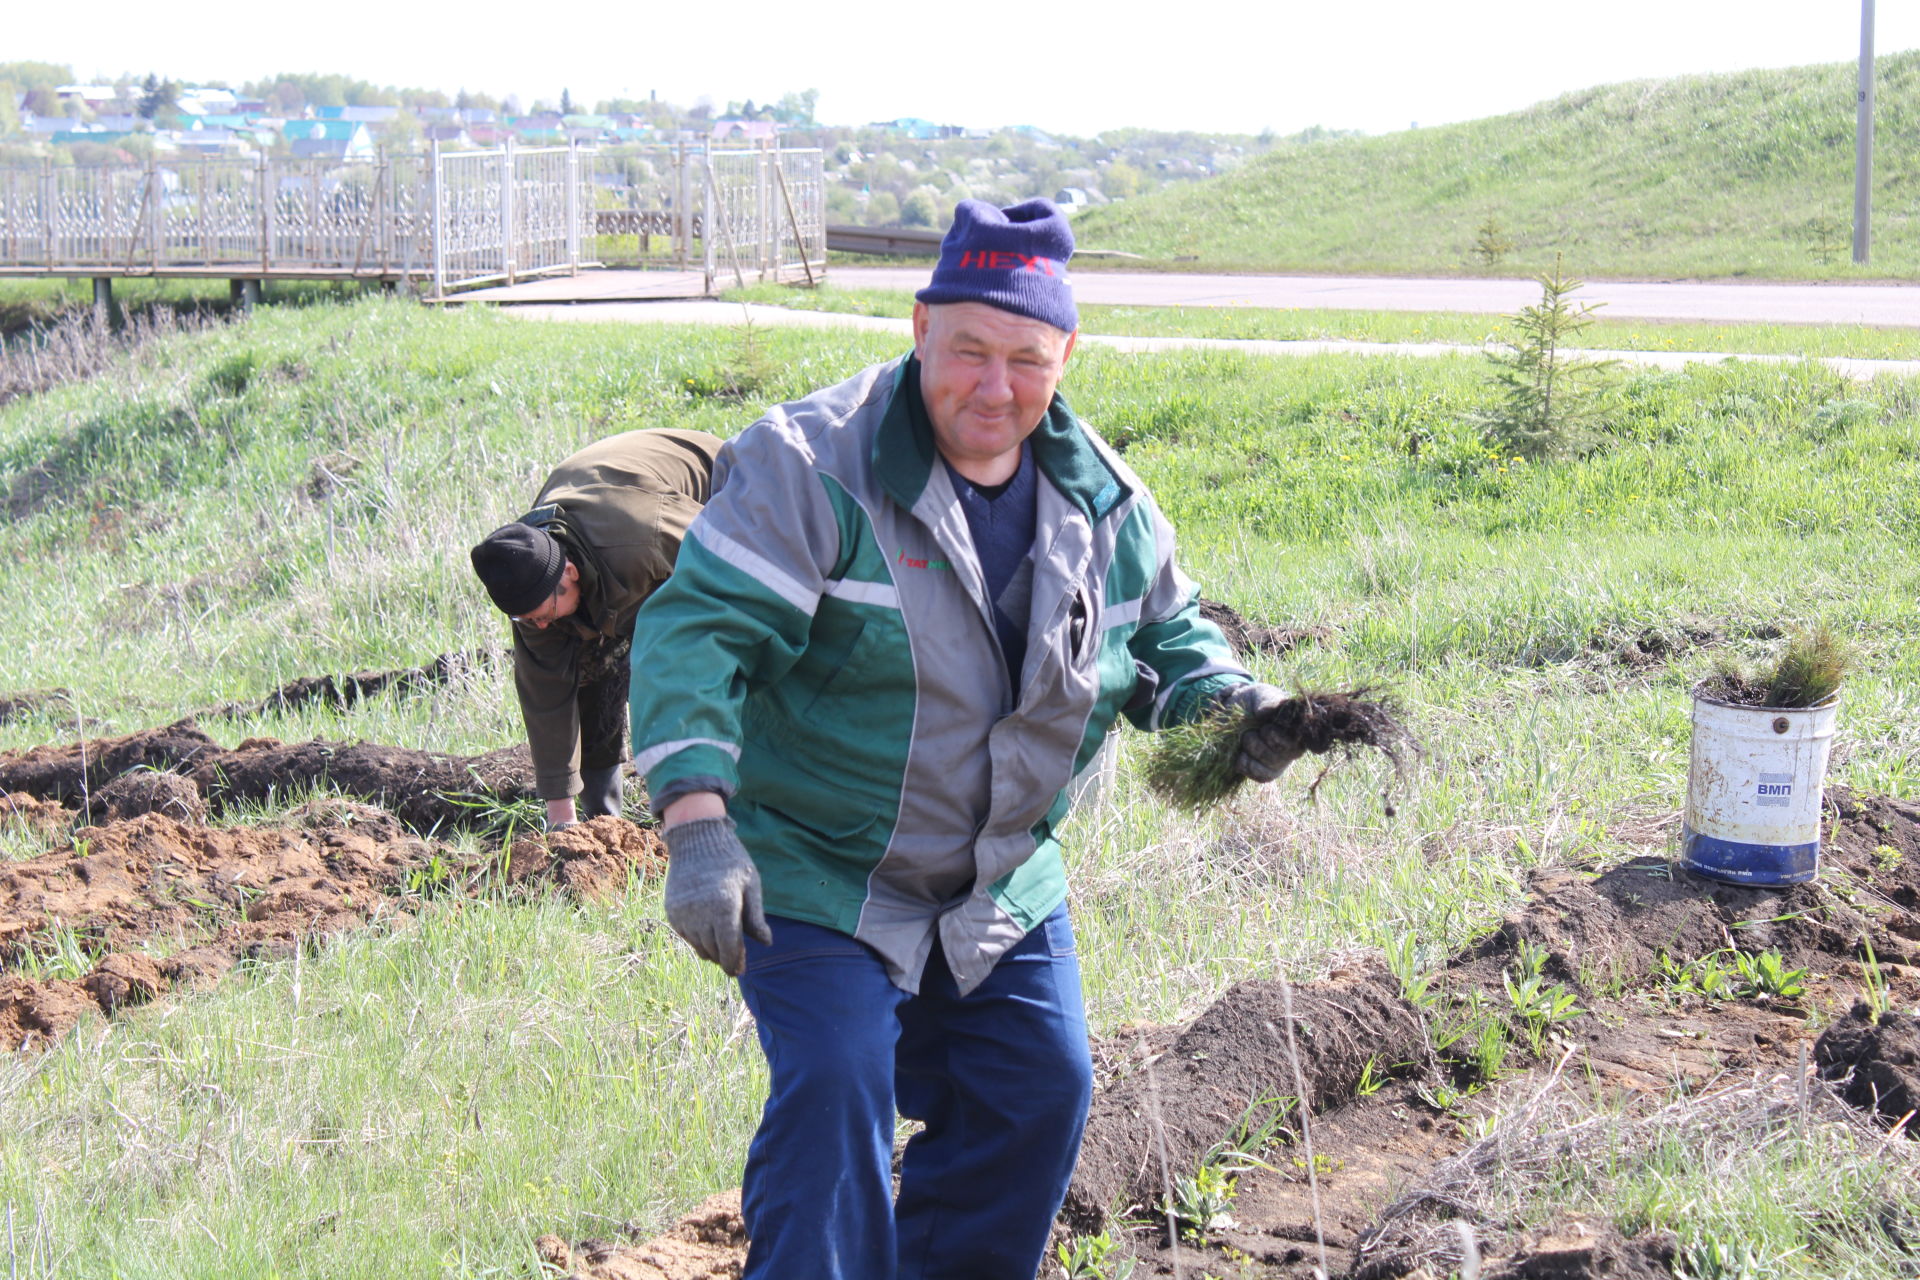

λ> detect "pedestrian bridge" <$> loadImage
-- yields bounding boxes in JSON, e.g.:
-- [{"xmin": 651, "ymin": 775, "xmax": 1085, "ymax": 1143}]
[{"xmin": 0, "ymin": 141, "xmax": 825, "ymax": 307}]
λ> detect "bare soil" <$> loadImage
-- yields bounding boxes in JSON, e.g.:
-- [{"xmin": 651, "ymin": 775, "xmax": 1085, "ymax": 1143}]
[
  {"xmin": 1200, "ymin": 599, "xmax": 1332, "ymax": 660},
  {"xmin": 559, "ymin": 789, "xmax": 1920, "ymax": 1280},
  {"xmin": 0, "ymin": 721, "xmax": 546, "ymax": 831},
  {"xmin": 0, "ymin": 689, "xmax": 71, "ymax": 727},
  {"xmin": 0, "ymin": 809, "xmax": 662, "ymax": 1053},
  {"xmin": 204, "ymin": 650, "xmax": 491, "ymax": 720}
]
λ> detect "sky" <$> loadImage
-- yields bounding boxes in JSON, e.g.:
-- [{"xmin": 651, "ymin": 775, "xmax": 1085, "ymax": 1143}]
[{"xmin": 12, "ymin": 0, "xmax": 1919, "ymax": 138}]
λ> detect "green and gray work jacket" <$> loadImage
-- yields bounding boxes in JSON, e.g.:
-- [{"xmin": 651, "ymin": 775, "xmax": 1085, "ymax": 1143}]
[
  {"xmin": 513, "ymin": 429, "xmax": 721, "ymax": 800},
  {"xmin": 628, "ymin": 357, "xmax": 1248, "ymax": 994}
]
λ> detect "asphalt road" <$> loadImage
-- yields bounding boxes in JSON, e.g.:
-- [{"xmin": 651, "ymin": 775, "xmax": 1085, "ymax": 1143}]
[
  {"xmin": 507, "ymin": 301, "xmax": 1920, "ymax": 382},
  {"xmin": 831, "ymin": 267, "xmax": 1919, "ymax": 327}
]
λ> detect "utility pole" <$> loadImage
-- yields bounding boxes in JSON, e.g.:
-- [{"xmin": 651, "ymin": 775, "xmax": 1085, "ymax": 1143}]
[{"xmin": 1853, "ymin": 0, "xmax": 1875, "ymax": 264}]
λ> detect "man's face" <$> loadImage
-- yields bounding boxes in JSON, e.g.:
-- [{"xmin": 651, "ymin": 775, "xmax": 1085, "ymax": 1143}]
[
  {"xmin": 912, "ymin": 301, "xmax": 1077, "ymax": 485},
  {"xmin": 512, "ymin": 561, "xmax": 582, "ymax": 630}
]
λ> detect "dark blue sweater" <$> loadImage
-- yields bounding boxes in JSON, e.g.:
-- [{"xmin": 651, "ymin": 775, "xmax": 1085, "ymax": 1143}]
[{"xmin": 945, "ymin": 441, "xmax": 1037, "ymax": 690}]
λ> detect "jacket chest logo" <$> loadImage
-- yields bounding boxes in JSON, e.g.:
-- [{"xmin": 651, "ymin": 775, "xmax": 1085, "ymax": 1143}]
[{"xmin": 895, "ymin": 547, "xmax": 952, "ymax": 572}]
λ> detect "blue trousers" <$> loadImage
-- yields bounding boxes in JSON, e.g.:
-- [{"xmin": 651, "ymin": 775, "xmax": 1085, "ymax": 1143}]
[{"xmin": 733, "ymin": 904, "xmax": 1094, "ymax": 1280}]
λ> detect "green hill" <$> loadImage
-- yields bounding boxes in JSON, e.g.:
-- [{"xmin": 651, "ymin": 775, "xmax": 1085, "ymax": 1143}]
[{"xmin": 1073, "ymin": 53, "xmax": 1920, "ymax": 280}]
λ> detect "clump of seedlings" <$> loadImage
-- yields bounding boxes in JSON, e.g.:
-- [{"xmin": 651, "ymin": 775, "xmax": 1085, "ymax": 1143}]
[
  {"xmin": 1699, "ymin": 624, "xmax": 1852, "ymax": 708},
  {"xmin": 1146, "ymin": 687, "xmax": 1418, "ymax": 812}
]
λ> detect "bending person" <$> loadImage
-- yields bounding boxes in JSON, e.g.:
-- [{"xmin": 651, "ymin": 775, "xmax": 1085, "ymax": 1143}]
[{"xmin": 471, "ymin": 429, "xmax": 721, "ymax": 829}]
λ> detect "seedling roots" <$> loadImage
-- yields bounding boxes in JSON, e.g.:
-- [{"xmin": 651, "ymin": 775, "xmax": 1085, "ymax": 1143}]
[{"xmin": 1146, "ymin": 687, "xmax": 1418, "ymax": 812}]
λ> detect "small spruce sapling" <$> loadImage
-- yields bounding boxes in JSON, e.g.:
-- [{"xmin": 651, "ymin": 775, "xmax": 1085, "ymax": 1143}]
[
  {"xmin": 1480, "ymin": 258, "xmax": 1616, "ymax": 459},
  {"xmin": 1471, "ymin": 214, "xmax": 1514, "ymax": 269}
]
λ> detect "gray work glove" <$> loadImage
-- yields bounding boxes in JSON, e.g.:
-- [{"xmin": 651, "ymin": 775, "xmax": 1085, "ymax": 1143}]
[
  {"xmin": 662, "ymin": 816, "xmax": 772, "ymax": 976},
  {"xmin": 1222, "ymin": 682, "xmax": 1303, "ymax": 783}
]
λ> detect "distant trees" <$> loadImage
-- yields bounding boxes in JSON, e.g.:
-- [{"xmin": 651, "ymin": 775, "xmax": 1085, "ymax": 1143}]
[
  {"xmin": 1103, "ymin": 160, "xmax": 1141, "ymax": 199},
  {"xmin": 864, "ymin": 191, "xmax": 900, "ymax": 226},
  {"xmin": 560, "ymin": 88, "xmax": 575, "ymax": 115},
  {"xmin": 899, "ymin": 185, "xmax": 940, "ymax": 227},
  {"xmin": 137, "ymin": 74, "xmax": 178, "ymax": 120},
  {"xmin": 0, "ymin": 62, "xmax": 72, "ymax": 92},
  {"xmin": 241, "ymin": 72, "xmax": 397, "ymax": 110}
]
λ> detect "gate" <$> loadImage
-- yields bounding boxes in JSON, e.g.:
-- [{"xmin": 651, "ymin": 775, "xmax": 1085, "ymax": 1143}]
[
  {"xmin": 430, "ymin": 141, "xmax": 593, "ymax": 294},
  {"xmin": 588, "ymin": 144, "xmax": 825, "ymax": 291}
]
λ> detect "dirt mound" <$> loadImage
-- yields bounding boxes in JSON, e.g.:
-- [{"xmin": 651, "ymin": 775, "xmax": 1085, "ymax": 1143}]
[
  {"xmin": 0, "ymin": 792, "xmax": 75, "ymax": 843},
  {"xmin": 1352, "ymin": 1220, "xmax": 1677, "ymax": 1280},
  {"xmin": 1460, "ymin": 791, "xmax": 1920, "ymax": 1001},
  {"xmin": 188, "ymin": 737, "xmax": 538, "ymax": 831},
  {"xmin": 0, "ymin": 723, "xmax": 544, "ymax": 832},
  {"xmin": 1481, "ymin": 1224, "xmax": 1678, "ymax": 1280},
  {"xmin": 1816, "ymin": 1006, "xmax": 1920, "ymax": 1134},
  {"xmin": 0, "ymin": 811, "xmax": 664, "ymax": 1052},
  {"xmin": 505, "ymin": 818, "xmax": 667, "ymax": 898},
  {"xmin": 1200, "ymin": 599, "xmax": 1331, "ymax": 660},
  {"xmin": 536, "ymin": 1192, "xmax": 745, "ymax": 1280},
  {"xmin": 208, "ymin": 651, "xmax": 489, "ymax": 719},
  {"xmin": 0, "ymin": 811, "xmax": 443, "ymax": 971},
  {"xmin": 1063, "ymin": 963, "xmax": 1426, "ymax": 1231},
  {"xmin": 0, "ymin": 721, "xmax": 223, "ymax": 805},
  {"xmin": 90, "ymin": 770, "xmax": 207, "ymax": 824},
  {"xmin": 0, "ymin": 689, "xmax": 71, "ymax": 727}
]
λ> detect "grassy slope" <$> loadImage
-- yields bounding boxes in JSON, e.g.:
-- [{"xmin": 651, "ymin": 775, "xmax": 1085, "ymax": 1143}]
[
  {"xmin": 0, "ymin": 298, "xmax": 1917, "ymax": 1276},
  {"xmin": 1071, "ymin": 52, "xmax": 1920, "ymax": 280}
]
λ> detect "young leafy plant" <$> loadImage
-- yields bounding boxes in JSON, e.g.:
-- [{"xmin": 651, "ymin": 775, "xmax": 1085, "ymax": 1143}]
[
  {"xmin": 1503, "ymin": 938, "xmax": 1584, "ymax": 1052},
  {"xmin": 1733, "ymin": 949, "xmax": 1808, "ymax": 1001},
  {"xmin": 1056, "ymin": 1230, "xmax": 1136, "ymax": 1280}
]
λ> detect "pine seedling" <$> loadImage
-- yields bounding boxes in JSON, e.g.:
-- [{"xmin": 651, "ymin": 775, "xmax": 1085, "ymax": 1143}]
[
  {"xmin": 1763, "ymin": 623, "xmax": 1850, "ymax": 708},
  {"xmin": 1480, "ymin": 257, "xmax": 1616, "ymax": 459},
  {"xmin": 1144, "ymin": 706, "xmax": 1248, "ymax": 812},
  {"xmin": 1700, "ymin": 624, "xmax": 1850, "ymax": 708},
  {"xmin": 1471, "ymin": 214, "xmax": 1514, "ymax": 269}
]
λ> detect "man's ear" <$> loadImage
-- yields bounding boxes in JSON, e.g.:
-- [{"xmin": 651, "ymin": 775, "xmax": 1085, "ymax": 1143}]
[
  {"xmin": 561, "ymin": 560, "xmax": 581, "ymax": 587},
  {"xmin": 911, "ymin": 300, "xmax": 931, "ymax": 357},
  {"xmin": 1062, "ymin": 329, "xmax": 1078, "ymax": 364}
]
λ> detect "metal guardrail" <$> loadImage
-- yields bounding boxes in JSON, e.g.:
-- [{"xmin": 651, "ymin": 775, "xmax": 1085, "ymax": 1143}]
[{"xmin": 826, "ymin": 224, "xmax": 944, "ymax": 256}]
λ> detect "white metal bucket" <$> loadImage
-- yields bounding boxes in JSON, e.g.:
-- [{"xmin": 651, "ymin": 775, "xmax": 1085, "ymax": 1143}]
[{"xmin": 1680, "ymin": 683, "xmax": 1838, "ymax": 885}]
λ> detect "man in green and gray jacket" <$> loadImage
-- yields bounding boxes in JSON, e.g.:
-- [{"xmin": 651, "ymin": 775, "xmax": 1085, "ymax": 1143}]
[
  {"xmin": 470, "ymin": 429, "xmax": 721, "ymax": 829},
  {"xmin": 629, "ymin": 200, "xmax": 1302, "ymax": 1279}
]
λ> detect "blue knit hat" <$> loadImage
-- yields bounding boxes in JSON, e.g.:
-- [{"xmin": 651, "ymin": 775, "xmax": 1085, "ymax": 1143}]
[{"xmin": 915, "ymin": 199, "xmax": 1077, "ymax": 333}]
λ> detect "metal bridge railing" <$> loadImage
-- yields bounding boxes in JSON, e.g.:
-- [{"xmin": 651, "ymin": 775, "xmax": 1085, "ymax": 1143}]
[
  {"xmin": 0, "ymin": 147, "xmax": 592, "ymax": 294},
  {"xmin": 0, "ymin": 143, "xmax": 827, "ymax": 297}
]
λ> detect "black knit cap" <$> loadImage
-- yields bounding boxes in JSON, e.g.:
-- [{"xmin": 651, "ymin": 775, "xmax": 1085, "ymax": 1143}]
[{"xmin": 470, "ymin": 522, "xmax": 566, "ymax": 616}]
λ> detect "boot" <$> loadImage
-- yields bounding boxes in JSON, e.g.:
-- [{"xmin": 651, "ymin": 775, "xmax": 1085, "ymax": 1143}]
[{"xmin": 579, "ymin": 766, "xmax": 625, "ymax": 820}]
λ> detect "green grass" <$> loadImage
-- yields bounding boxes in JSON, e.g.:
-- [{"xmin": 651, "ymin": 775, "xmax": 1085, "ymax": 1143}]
[
  {"xmin": 1068, "ymin": 52, "xmax": 1920, "ymax": 281},
  {"xmin": 723, "ymin": 281, "xmax": 1920, "ymax": 361},
  {"xmin": 0, "ymin": 295, "xmax": 1916, "ymax": 1275}
]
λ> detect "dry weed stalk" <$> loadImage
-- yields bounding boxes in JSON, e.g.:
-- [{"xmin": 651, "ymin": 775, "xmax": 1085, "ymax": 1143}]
[
  {"xmin": 0, "ymin": 307, "xmax": 208, "ymax": 409},
  {"xmin": 1352, "ymin": 1061, "xmax": 1916, "ymax": 1277}
]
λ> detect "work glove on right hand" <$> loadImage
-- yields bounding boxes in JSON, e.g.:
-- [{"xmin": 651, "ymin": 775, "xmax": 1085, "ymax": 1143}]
[
  {"xmin": 1221, "ymin": 682, "xmax": 1304, "ymax": 783},
  {"xmin": 662, "ymin": 816, "xmax": 772, "ymax": 976}
]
